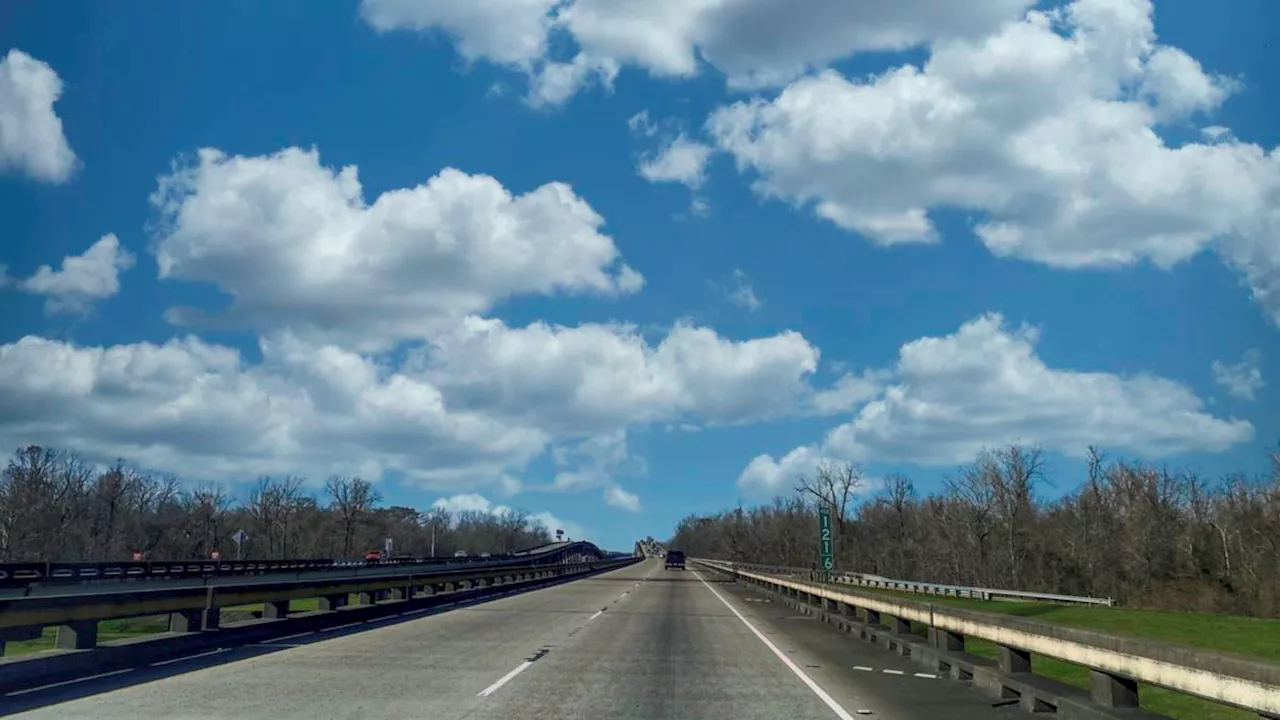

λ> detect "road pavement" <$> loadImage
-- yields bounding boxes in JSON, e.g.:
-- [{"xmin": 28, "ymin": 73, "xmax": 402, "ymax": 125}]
[{"xmin": 6, "ymin": 559, "xmax": 1015, "ymax": 720}]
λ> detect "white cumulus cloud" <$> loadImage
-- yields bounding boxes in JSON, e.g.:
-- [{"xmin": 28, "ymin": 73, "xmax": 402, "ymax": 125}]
[
  {"xmin": 638, "ymin": 135, "xmax": 714, "ymax": 189},
  {"xmin": 14, "ymin": 234, "xmax": 135, "ymax": 314},
  {"xmin": 149, "ymin": 147, "xmax": 643, "ymax": 351},
  {"xmin": 430, "ymin": 492, "xmax": 588, "ymax": 540},
  {"xmin": 418, "ymin": 315, "xmax": 821, "ymax": 431},
  {"xmin": 0, "ymin": 49, "xmax": 78, "ymax": 183},
  {"xmin": 361, "ymin": 0, "xmax": 1034, "ymax": 104},
  {"xmin": 709, "ymin": 269, "xmax": 762, "ymax": 312},
  {"xmin": 604, "ymin": 484, "xmax": 642, "ymax": 512},
  {"xmin": 742, "ymin": 313, "xmax": 1254, "ymax": 492},
  {"xmin": 706, "ymin": 0, "xmax": 1280, "ymax": 325},
  {"xmin": 1212, "ymin": 350, "xmax": 1265, "ymax": 402},
  {"xmin": 0, "ymin": 332, "xmax": 549, "ymax": 489}
]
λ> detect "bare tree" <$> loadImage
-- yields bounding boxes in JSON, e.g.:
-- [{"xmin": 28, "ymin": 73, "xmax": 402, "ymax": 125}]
[
  {"xmin": 325, "ymin": 476, "xmax": 381, "ymax": 557},
  {"xmin": 795, "ymin": 461, "xmax": 864, "ymax": 567}
]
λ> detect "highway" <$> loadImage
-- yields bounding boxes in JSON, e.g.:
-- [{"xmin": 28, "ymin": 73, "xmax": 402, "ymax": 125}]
[{"xmin": 5, "ymin": 559, "xmax": 1015, "ymax": 719}]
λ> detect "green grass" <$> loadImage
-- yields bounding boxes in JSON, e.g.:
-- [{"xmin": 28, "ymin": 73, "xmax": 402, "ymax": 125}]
[
  {"xmin": 2, "ymin": 596, "xmax": 350, "ymax": 658},
  {"xmin": 222, "ymin": 596, "xmax": 327, "ymax": 613},
  {"xmin": 3, "ymin": 615, "xmax": 173, "ymax": 657},
  {"xmin": 818, "ymin": 581, "xmax": 1277, "ymax": 720}
]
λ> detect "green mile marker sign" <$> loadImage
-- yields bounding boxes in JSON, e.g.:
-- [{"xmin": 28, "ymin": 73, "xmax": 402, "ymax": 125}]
[{"xmin": 818, "ymin": 505, "xmax": 834, "ymax": 572}]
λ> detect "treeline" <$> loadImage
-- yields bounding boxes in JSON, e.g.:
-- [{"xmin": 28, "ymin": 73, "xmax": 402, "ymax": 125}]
[
  {"xmin": 671, "ymin": 444, "xmax": 1280, "ymax": 617},
  {"xmin": 0, "ymin": 445, "xmax": 552, "ymax": 562}
]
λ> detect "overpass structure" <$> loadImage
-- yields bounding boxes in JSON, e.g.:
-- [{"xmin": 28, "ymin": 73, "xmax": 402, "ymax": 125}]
[{"xmin": 0, "ymin": 551, "xmax": 1275, "ymax": 720}]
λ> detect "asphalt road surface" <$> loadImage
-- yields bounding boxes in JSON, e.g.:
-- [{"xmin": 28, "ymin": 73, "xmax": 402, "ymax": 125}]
[{"xmin": 6, "ymin": 559, "xmax": 1016, "ymax": 720}]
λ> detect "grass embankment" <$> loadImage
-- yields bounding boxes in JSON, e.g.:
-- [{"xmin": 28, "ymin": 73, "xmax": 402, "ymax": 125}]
[
  {"xmin": 2, "ymin": 595, "xmax": 352, "ymax": 658},
  {"xmin": 818, "ymin": 581, "xmax": 1279, "ymax": 720}
]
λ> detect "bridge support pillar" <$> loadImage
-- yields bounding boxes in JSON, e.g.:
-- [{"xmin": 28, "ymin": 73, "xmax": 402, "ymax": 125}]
[
  {"xmin": 264, "ymin": 600, "xmax": 290, "ymax": 619},
  {"xmin": 888, "ymin": 615, "xmax": 910, "ymax": 635},
  {"xmin": 998, "ymin": 644, "xmax": 1031, "ymax": 674},
  {"xmin": 388, "ymin": 586, "xmax": 410, "ymax": 601},
  {"xmin": 357, "ymin": 590, "xmax": 379, "ymax": 606},
  {"xmin": 931, "ymin": 627, "xmax": 964, "ymax": 652},
  {"xmin": 1089, "ymin": 669, "xmax": 1138, "ymax": 708},
  {"xmin": 169, "ymin": 609, "xmax": 205, "ymax": 632},
  {"xmin": 865, "ymin": 609, "xmax": 882, "ymax": 627},
  {"xmin": 319, "ymin": 594, "xmax": 347, "ymax": 611},
  {"xmin": 55, "ymin": 621, "xmax": 97, "ymax": 650}
]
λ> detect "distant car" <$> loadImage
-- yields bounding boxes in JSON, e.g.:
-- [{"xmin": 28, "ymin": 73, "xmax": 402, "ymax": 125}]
[
  {"xmin": 664, "ymin": 550, "xmax": 686, "ymax": 570},
  {"xmin": 364, "ymin": 549, "xmax": 384, "ymax": 562},
  {"xmin": 479, "ymin": 552, "xmax": 491, "ymax": 558},
  {"xmin": 454, "ymin": 550, "xmax": 467, "ymax": 558}
]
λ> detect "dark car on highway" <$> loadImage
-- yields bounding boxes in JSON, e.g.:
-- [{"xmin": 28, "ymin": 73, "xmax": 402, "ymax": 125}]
[{"xmin": 664, "ymin": 550, "xmax": 686, "ymax": 570}]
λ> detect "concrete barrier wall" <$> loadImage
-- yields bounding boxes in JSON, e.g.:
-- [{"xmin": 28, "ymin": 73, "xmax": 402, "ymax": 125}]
[{"xmin": 693, "ymin": 558, "xmax": 1280, "ymax": 718}]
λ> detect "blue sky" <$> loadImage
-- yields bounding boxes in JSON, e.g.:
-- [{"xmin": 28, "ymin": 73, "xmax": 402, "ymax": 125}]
[{"xmin": 1, "ymin": 0, "xmax": 1277, "ymax": 552}]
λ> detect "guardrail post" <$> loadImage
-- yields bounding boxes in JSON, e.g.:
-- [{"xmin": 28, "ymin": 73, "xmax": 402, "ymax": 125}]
[
  {"xmin": 319, "ymin": 594, "xmax": 347, "ymax": 611},
  {"xmin": 1089, "ymin": 669, "xmax": 1139, "ymax": 708},
  {"xmin": 204, "ymin": 606, "xmax": 221, "ymax": 629},
  {"xmin": 55, "ymin": 621, "xmax": 97, "ymax": 650},
  {"xmin": 998, "ymin": 645, "xmax": 1031, "ymax": 674},
  {"xmin": 264, "ymin": 600, "xmax": 290, "ymax": 619}
]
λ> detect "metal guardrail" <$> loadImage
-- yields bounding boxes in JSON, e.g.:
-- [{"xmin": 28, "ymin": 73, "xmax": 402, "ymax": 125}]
[
  {"xmin": 0, "ymin": 552, "xmax": 633, "ymax": 652},
  {"xmin": 0, "ymin": 540, "xmax": 606, "ymax": 591},
  {"xmin": 716, "ymin": 561, "xmax": 1114, "ymax": 607},
  {"xmin": 695, "ymin": 558, "xmax": 1280, "ymax": 718},
  {"xmin": 0, "ymin": 554, "xmax": 642, "ymax": 695}
]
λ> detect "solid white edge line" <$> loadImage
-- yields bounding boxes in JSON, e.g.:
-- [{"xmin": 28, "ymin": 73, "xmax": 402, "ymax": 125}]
[
  {"xmin": 6, "ymin": 667, "xmax": 133, "ymax": 696},
  {"xmin": 477, "ymin": 660, "xmax": 534, "ymax": 698},
  {"xmin": 150, "ymin": 648, "xmax": 229, "ymax": 667},
  {"xmin": 693, "ymin": 571, "xmax": 856, "ymax": 720}
]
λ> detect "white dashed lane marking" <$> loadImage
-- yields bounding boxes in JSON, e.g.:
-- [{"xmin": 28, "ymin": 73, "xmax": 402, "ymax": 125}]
[{"xmin": 850, "ymin": 666, "xmax": 939, "ymax": 679}]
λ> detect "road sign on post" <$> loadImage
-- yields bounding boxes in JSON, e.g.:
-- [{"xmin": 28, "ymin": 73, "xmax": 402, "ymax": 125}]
[
  {"xmin": 818, "ymin": 505, "xmax": 834, "ymax": 580},
  {"xmin": 232, "ymin": 529, "xmax": 248, "ymax": 560}
]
